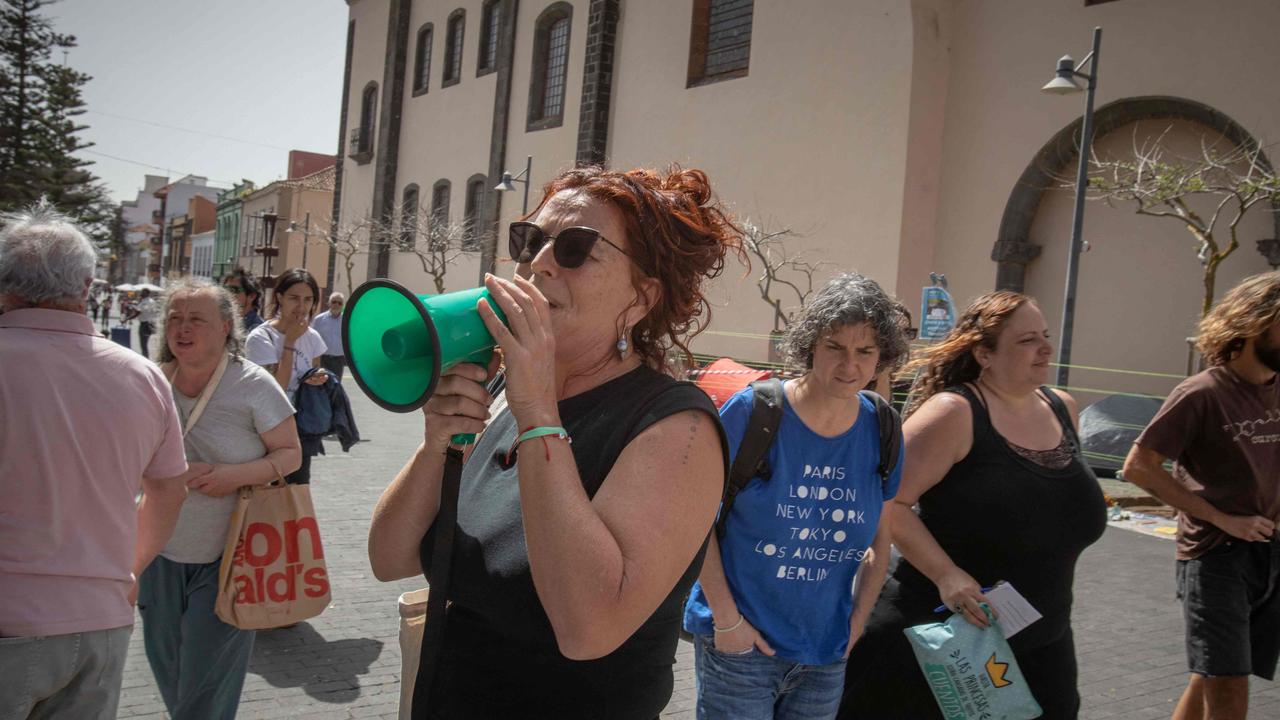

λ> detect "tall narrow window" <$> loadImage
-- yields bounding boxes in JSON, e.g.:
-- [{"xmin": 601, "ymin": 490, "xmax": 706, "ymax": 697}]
[
  {"xmin": 400, "ymin": 185, "xmax": 419, "ymax": 250},
  {"xmin": 443, "ymin": 10, "xmax": 465, "ymax": 87},
  {"xmin": 687, "ymin": 0, "xmax": 753, "ymax": 87},
  {"xmin": 413, "ymin": 24, "xmax": 433, "ymax": 95},
  {"xmin": 350, "ymin": 82, "xmax": 377, "ymax": 162},
  {"xmin": 477, "ymin": 0, "xmax": 501, "ymax": 75},
  {"xmin": 463, "ymin": 174, "xmax": 487, "ymax": 250},
  {"xmin": 528, "ymin": 3, "xmax": 572, "ymax": 130},
  {"xmin": 430, "ymin": 180, "xmax": 451, "ymax": 241}
]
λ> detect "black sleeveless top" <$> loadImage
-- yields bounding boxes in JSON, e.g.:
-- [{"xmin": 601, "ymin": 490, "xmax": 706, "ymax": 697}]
[
  {"xmin": 419, "ymin": 366, "xmax": 728, "ymax": 719},
  {"xmin": 892, "ymin": 385, "xmax": 1107, "ymax": 650}
]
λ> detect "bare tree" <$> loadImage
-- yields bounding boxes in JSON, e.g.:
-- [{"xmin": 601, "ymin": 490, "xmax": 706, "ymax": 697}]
[
  {"xmin": 324, "ymin": 214, "xmax": 384, "ymax": 297},
  {"xmin": 1084, "ymin": 130, "xmax": 1280, "ymax": 316},
  {"xmin": 740, "ymin": 220, "xmax": 830, "ymax": 333},
  {"xmin": 388, "ymin": 201, "xmax": 475, "ymax": 295}
]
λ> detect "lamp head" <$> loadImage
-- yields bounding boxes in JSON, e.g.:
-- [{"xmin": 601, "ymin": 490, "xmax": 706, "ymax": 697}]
[
  {"xmin": 494, "ymin": 172, "xmax": 518, "ymax": 192},
  {"xmin": 1042, "ymin": 55, "xmax": 1083, "ymax": 95}
]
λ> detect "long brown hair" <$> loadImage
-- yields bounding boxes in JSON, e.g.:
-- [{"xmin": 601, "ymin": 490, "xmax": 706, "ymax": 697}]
[
  {"xmin": 1196, "ymin": 271, "xmax": 1280, "ymax": 366},
  {"xmin": 529, "ymin": 165, "xmax": 746, "ymax": 372},
  {"xmin": 903, "ymin": 291, "xmax": 1032, "ymax": 417}
]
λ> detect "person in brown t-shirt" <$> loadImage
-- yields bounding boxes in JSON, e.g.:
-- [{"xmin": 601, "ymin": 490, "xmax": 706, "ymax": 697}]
[{"xmin": 1126, "ymin": 271, "xmax": 1280, "ymax": 720}]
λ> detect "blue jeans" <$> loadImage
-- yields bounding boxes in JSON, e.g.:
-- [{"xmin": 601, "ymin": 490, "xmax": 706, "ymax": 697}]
[
  {"xmin": 138, "ymin": 555, "xmax": 255, "ymax": 720},
  {"xmin": 694, "ymin": 635, "xmax": 847, "ymax": 720}
]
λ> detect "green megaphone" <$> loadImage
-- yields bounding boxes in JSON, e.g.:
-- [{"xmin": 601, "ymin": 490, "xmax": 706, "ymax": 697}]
[{"xmin": 342, "ymin": 279, "xmax": 507, "ymax": 442}]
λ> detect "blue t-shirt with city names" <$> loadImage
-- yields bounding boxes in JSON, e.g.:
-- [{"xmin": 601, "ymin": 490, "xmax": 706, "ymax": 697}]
[{"xmin": 683, "ymin": 383, "xmax": 903, "ymax": 665}]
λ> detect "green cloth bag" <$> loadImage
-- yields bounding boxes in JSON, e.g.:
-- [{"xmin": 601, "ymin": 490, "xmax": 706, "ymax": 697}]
[{"xmin": 903, "ymin": 607, "xmax": 1043, "ymax": 720}]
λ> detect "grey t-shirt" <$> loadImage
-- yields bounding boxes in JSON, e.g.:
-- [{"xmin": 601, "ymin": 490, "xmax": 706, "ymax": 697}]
[{"xmin": 161, "ymin": 357, "xmax": 295, "ymax": 564}]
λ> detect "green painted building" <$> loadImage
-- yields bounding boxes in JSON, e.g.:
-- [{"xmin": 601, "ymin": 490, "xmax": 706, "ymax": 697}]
[{"xmin": 214, "ymin": 180, "xmax": 255, "ymax": 280}]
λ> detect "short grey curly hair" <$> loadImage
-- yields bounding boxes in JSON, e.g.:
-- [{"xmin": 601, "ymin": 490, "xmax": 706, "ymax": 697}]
[
  {"xmin": 780, "ymin": 272, "xmax": 910, "ymax": 373},
  {"xmin": 156, "ymin": 278, "xmax": 246, "ymax": 362},
  {"xmin": 0, "ymin": 200, "xmax": 97, "ymax": 307}
]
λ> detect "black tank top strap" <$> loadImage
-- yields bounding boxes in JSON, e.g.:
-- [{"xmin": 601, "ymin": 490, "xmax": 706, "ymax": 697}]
[
  {"xmin": 942, "ymin": 383, "xmax": 992, "ymax": 434},
  {"xmin": 1037, "ymin": 386, "xmax": 1081, "ymax": 454}
]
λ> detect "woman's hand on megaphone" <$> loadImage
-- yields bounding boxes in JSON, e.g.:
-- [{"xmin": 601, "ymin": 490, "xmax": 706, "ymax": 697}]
[
  {"xmin": 478, "ymin": 274, "xmax": 558, "ymax": 429},
  {"xmin": 422, "ymin": 360, "xmax": 497, "ymax": 452}
]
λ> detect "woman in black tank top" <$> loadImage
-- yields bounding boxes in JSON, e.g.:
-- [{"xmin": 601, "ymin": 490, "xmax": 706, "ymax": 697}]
[
  {"xmin": 365, "ymin": 166, "xmax": 744, "ymax": 719},
  {"xmin": 840, "ymin": 292, "xmax": 1106, "ymax": 719}
]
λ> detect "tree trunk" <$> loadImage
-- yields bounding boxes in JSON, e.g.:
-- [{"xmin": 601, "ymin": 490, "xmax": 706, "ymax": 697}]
[{"xmin": 1201, "ymin": 261, "xmax": 1218, "ymax": 318}]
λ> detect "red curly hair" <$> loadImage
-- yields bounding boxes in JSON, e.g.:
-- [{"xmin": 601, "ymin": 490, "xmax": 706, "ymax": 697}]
[{"xmin": 529, "ymin": 165, "xmax": 745, "ymax": 373}]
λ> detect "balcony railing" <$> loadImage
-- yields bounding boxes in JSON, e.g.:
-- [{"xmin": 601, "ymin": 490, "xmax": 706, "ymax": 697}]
[{"xmin": 348, "ymin": 127, "xmax": 372, "ymax": 164}]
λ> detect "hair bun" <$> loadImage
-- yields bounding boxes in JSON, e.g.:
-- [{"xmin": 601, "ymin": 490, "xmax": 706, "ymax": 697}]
[{"xmin": 662, "ymin": 167, "xmax": 712, "ymax": 206}]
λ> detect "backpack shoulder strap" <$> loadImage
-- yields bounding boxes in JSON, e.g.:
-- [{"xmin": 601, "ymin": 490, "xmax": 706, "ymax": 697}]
[
  {"xmin": 715, "ymin": 378, "xmax": 784, "ymax": 540},
  {"xmin": 860, "ymin": 390, "xmax": 902, "ymax": 493}
]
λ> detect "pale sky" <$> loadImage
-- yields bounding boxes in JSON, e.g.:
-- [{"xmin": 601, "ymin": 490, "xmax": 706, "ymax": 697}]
[{"xmin": 48, "ymin": 0, "xmax": 350, "ymax": 202}]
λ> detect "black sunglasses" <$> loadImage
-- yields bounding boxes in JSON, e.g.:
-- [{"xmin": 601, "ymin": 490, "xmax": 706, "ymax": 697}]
[{"xmin": 508, "ymin": 221, "xmax": 631, "ymax": 269}]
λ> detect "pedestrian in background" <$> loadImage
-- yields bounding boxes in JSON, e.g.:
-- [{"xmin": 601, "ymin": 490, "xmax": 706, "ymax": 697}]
[
  {"xmin": 841, "ymin": 291, "xmax": 1106, "ymax": 719},
  {"xmin": 138, "ymin": 279, "xmax": 301, "ymax": 720},
  {"xmin": 87, "ymin": 290, "xmax": 100, "ymax": 323},
  {"xmin": 246, "ymin": 267, "xmax": 328, "ymax": 484},
  {"xmin": 683, "ymin": 273, "xmax": 907, "ymax": 720},
  {"xmin": 0, "ymin": 201, "xmax": 192, "ymax": 720},
  {"xmin": 222, "ymin": 267, "xmax": 264, "ymax": 333},
  {"xmin": 100, "ymin": 290, "xmax": 113, "ymax": 331},
  {"xmin": 1124, "ymin": 271, "xmax": 1280, "ymax": 720},
  {"xmin": 133, "ymin": 287, "xmax": 160, "ymax": 359},
  {"xmin": 311, "ymin": 291, "xmax": 347, "ymax": 381}
]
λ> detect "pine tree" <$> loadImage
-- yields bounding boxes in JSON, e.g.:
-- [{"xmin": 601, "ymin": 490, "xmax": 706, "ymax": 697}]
[{"xmin": 0, "ymin": 0, "xmax": 114, "ymax": 242}]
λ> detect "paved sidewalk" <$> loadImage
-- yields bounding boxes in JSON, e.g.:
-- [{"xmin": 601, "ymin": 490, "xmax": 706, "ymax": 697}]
[{"xmin": 116, "ymin": 380, "xmax": 1280, "ymax": 719}]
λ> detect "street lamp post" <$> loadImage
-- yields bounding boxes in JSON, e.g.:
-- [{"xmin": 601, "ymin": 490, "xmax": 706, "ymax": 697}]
[
  {"xmin": 495, "ymin": 155, "xmax": 533, "ymax": 215},
  {"xmin": 1042, "ymin": 26, "xmax": 1102, "ymax": 388},
  {"xmin": 287, "ymin": 212, "xmax": 313, "ymax": 269}
]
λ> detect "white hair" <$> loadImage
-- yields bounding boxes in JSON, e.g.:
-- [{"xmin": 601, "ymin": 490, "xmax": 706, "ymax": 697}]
[
  {"xmin": 329, "ymin": 292, "xmax": 345, "ymax": 303},
  {"xmin": 0, "ymin": 200, "xmax": 97, "ymax": 305}
]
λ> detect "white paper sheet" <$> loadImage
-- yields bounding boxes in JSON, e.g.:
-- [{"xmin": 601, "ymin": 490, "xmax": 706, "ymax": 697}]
[{"xmin": 985, "ymin": 582, "xmax": 1042, "ymax": 639}]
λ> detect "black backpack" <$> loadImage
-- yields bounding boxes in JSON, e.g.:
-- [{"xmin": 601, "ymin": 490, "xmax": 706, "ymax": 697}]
[{"xmin": 713, "ymin": 378, "xmax": 902, "ymax": 539}]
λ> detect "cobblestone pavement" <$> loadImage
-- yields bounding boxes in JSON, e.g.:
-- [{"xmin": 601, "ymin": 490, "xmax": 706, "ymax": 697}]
[{"xmin": 115, "ymin": 376, "xmax": 1280, "ymax": 719}]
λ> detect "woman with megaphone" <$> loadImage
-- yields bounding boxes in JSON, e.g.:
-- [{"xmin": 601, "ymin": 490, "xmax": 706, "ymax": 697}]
[{"xmin": 368, "ymin": 166, "xmax": 743, "ymax": 719}]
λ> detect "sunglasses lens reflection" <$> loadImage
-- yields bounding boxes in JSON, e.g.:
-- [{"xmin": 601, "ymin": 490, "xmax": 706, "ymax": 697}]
[
  {"xmin": 507, "ymin": 223, "xmax": 601, "ymax": 269},
  {"xmin": 554, "ymin": 228, "xmax": 598, "ymax": 268},
  {"xmin": 508, "ymin": 223, "xmax": 540, "ymax": 263}
]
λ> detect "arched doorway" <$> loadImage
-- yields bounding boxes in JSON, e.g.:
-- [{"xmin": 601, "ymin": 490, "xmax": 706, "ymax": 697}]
[
  {"xmin": 994, "ymin": 96, "xmax": 1278, "ymax": 398},
  {"xmin": 992, "ymin": 95, "xmax": 1278, "ymax": 292}
]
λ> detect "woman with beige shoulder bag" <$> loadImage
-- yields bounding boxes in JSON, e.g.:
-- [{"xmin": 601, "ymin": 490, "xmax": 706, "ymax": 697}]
[{"xmin": 136, "ymin": 279, "xmax": 301, "ymax": 720}]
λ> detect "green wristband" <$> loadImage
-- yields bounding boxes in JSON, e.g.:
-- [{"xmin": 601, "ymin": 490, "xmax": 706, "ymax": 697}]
[{"xmin": 516, "ymin": 426, "xmax": 570, "ymax": 444}]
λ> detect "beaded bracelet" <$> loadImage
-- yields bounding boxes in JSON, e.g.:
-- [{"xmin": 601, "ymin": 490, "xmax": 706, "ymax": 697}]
[{"xmin": 713, "ymin": 613, "xmax": 745, "ymax": 633}]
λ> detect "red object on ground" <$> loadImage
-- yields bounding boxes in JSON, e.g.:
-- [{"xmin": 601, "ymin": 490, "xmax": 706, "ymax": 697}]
[{"xmin": 693, "ymin": 357, "xmax": 772, "ymax": 408}]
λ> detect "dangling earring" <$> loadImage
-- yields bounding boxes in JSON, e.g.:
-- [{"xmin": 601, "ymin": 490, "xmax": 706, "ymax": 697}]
[{"xmin": 617, "ymin": 334, "xmax": 630, "ymax": 360}]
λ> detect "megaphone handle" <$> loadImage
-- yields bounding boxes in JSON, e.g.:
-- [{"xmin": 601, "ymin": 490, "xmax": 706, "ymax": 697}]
[{"xmin": 448, "ymin": 371, "xmax": 506, "ymax": 446}]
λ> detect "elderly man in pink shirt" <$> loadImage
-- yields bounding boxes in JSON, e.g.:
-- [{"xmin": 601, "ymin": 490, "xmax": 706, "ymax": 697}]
[{"xmin": 0, "ymin": 202, "xmax": 195, "ymax": 720}]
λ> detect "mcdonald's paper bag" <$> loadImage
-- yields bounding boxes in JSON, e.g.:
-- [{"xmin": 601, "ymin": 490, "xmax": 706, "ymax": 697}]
[
  {"xmin": 215, "ymin": 482, "xmax": 331, "ymax": 629},
  {"xmin": 904, "ymin": 608, "xmax": 1042, "ymax": 720}
]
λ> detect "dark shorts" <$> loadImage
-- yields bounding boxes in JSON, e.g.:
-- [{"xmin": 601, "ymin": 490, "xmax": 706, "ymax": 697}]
[{"xmin": 1176, "ymin": 538, "xmax": 1280, "ymax": 679}]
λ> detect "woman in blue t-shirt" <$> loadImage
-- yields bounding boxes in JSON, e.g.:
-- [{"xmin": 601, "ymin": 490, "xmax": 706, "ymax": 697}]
[{"xmin": 683, "ymin": 273, "xmax": 909, "ymax": 719}]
